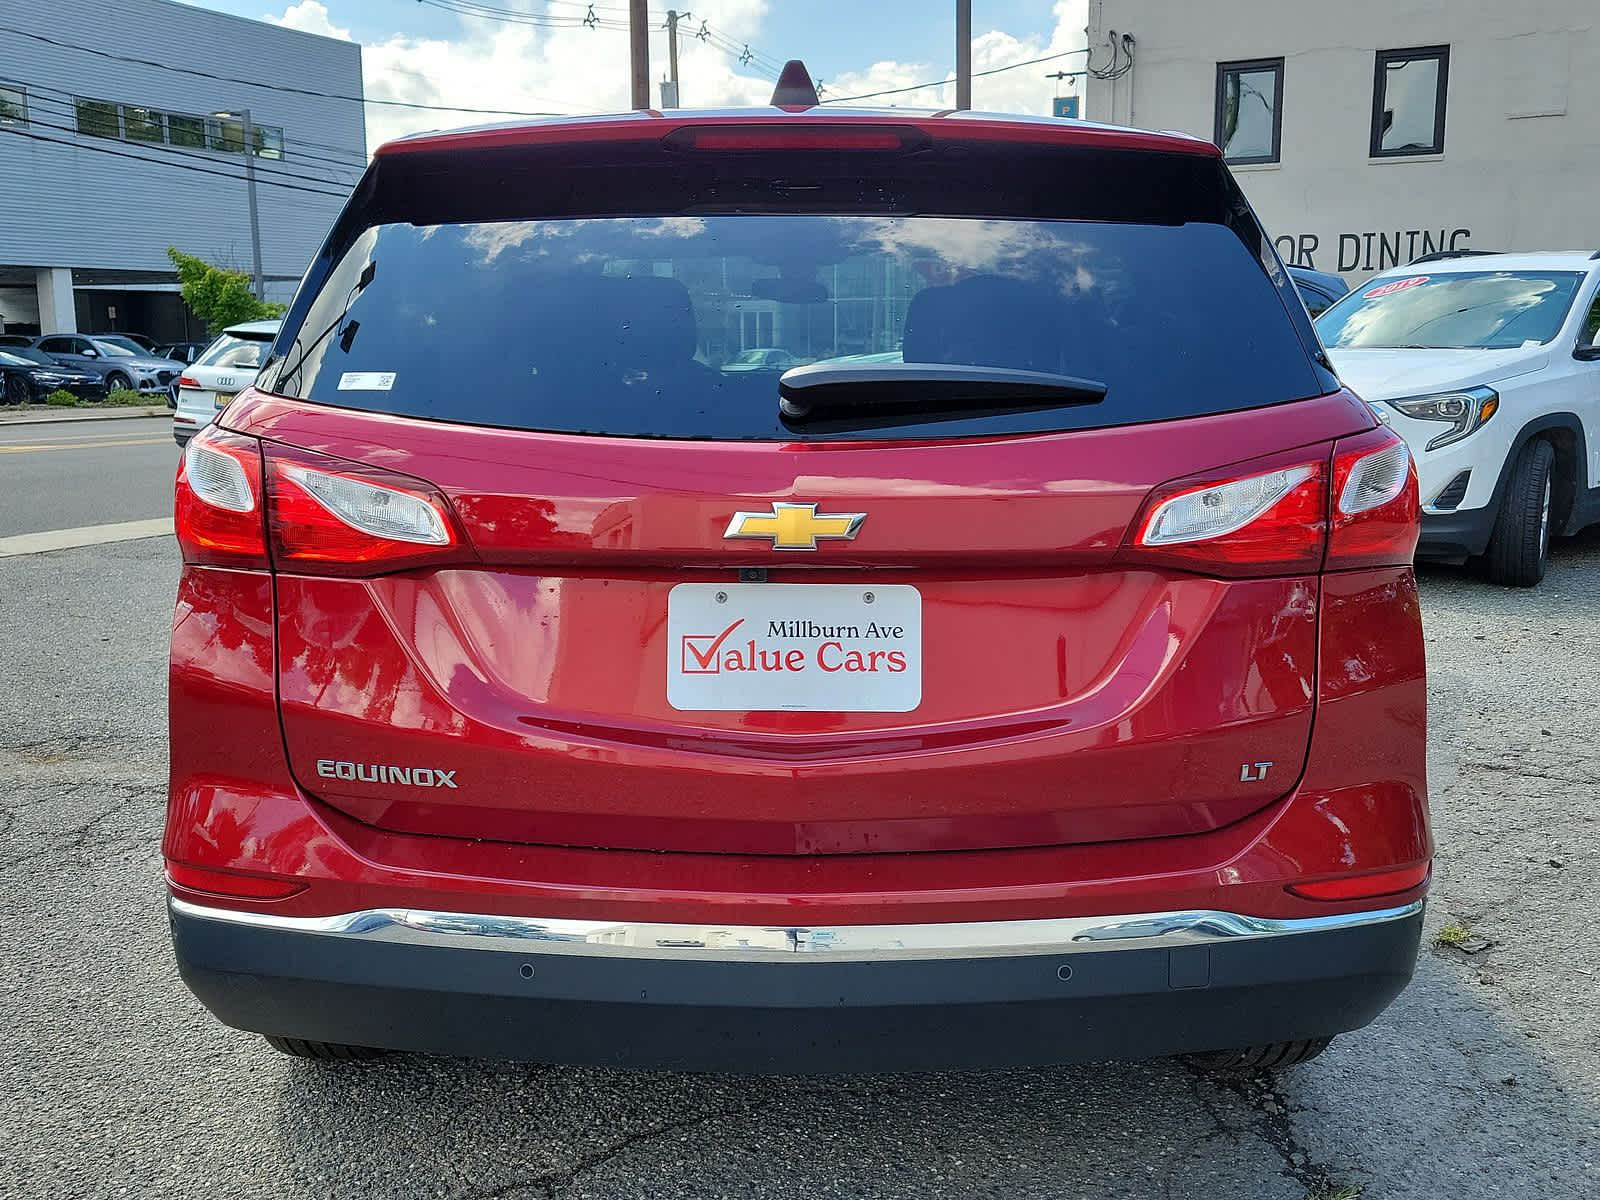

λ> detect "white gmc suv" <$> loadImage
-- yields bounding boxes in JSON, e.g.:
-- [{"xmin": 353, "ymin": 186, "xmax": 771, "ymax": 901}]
[{"xmin": 1316, "ymin": 251, "xmax": 1600, "ymax": 586}]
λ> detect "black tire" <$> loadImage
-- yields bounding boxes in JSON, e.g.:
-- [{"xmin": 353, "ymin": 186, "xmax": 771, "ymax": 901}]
[
  {"xmin": 263, "ymin": 1035, "xmax": 386, "ymax": 1061},
  {"xmin": 104, "ymin": 370, "xmax": 133, "ymax": 393},
  {"xmin": 1185, "ymin": 1037, "xmax": 1333, "ymax": 1072},
  {"xmin": 1483, "ymin": 438, "xmax": 1555, "ymax": 588},
  {"xmin": 2, "ymin": 372, "xmax": 29, "ymax": 406}
]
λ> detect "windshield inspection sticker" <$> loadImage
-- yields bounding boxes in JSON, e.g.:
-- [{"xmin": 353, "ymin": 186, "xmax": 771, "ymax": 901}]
[
  {"xmin": 338, "ymin": 372, "xmax": 397, "ymax": 391},
  {"xmin": 1363, "ymin": 276, "xmax": 1430, "ymax": 300}
]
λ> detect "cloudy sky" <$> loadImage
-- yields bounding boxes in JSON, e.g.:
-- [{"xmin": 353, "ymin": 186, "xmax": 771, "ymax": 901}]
[{"xmin": 185, "ymin": 0, "xmax": 1090, "ymax": 146}]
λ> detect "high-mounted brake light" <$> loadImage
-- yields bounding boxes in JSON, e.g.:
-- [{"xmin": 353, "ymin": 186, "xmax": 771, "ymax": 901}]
[
  {"xmin": 1124, "ymin": 454, "xmax": 1328, "ymax": 577},
  {"xmin": 683, "ymin": 129, "xmax": 907, "ymax": 151},
  {"xmin": 266, "ymin": 446, "xmax": 471, "ymax": 576},
  {"xmin": 1327, "ymin": 426, "xmax": 1420, "ymax": 570},
  {"xmin": 174, "ymin": 426, "xmax": 268, "ymax": 568}
]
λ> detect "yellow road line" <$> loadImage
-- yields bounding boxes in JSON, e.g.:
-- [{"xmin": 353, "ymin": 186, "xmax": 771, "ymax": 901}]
[{"xmin": 0, "ymin": 436, "xmax": 172, "ymax": 454}]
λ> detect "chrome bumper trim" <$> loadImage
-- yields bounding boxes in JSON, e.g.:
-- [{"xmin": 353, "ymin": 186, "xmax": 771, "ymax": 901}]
[{"xmin": 170, "ymin": 897, "xmax": 1423, "ymax": 962}]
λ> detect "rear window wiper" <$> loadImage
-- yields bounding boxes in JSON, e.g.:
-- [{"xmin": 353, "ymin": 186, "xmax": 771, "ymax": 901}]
[{"xmin": 778, "ymin": 362, "xmax": 1107, "ymax": 426}]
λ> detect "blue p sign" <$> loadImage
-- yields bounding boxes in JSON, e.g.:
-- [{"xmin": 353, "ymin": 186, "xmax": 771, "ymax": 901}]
[{"xmin": 1053, "ymin": 96, "xmax": 1079, "ymax": 119}]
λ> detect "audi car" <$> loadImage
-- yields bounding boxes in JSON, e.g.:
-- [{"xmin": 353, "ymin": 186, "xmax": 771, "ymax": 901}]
[
  {"xmin": 172, "ymin": 320, "xmax": 281, "ymax": 446},
  {"xmin": 0, "ymin": 346, "xmax": 106, "ymax": 404},
  {"xmin": 166, "ymin": 67, "xmax": 1430, "ymax": 1074}
]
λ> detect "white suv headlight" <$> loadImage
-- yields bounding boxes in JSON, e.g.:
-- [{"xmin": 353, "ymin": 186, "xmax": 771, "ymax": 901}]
[{"xmin": 1385, "ymin": 386, "xmax": 1499, "ymax": 451}]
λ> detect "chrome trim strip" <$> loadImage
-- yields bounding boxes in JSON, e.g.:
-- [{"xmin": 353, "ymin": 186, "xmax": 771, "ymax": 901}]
[{"xmin": 171, "ymin": 898, "xmax": 1423, "ymax": 962}]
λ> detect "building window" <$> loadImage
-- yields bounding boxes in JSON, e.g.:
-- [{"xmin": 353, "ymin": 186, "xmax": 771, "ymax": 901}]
[
  {"xmin": 1215, "ymin": 58, "xmax": 1283, "ymax": 164},
  {"xmin": 75, "ymin": 97, "xmax": 120, "ymax": 139},
  {"xmin": 124, "ymin": 106, "xmax": 164, "ymax": 143},
  {"xmin": 168, "ymin": 113, "xmax": 207, "ymax": 148},
  {"xmin": 255, "ymin": 125, "xmax": 284, "ymax": 160},
  {"xmin": 1372, "ymin": 45, "xmax": 1449, "ymax": 157},
  {"xmin": 0, "ymin": 83, "xmax": 26, "ymax": 126}
]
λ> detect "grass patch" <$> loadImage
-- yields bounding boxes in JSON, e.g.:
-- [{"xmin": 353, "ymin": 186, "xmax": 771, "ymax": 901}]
[
  {"xmin": 104, "ymin": 387, "xmax": 149, "ymax": 406},
  {"xmin": 44, "ymin": 389, "xmax": 78, "ymax": 407},
  {"xmin": 1434, "ymin": 922, "xmax": 1470, "ymax": 948}
]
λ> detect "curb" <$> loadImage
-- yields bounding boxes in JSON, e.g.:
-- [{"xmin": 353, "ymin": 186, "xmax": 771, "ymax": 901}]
[{"xmin": 0, "ymin": 407, "xmax": 172, "ymax": 427}]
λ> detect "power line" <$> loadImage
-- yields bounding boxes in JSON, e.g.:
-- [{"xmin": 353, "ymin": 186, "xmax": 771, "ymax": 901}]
[
  {"xmin": 0, "ymin": 23, "xmax": 571, "ymax": 117},
  {"xmin": 821, "ymin": 48, "xmax": 1091, "ymax": 104},
  {"xmin": 14, "ymin": 88, "xmax": 368, "ymax": 177},
  {"xmin": 0, "ymin": 125, "xmax": 350, "ymax": 199}
]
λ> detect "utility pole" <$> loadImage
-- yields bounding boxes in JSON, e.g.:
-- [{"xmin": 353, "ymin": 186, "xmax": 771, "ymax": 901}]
[
  {"xmin": 215, "ymin": 108, "xmax": 264, "ymax": 301},
  {"xmin": 955, "ymin": 0, "xmax": 972, "ymax": 110},
  {"xmin": 662, "ymin": 9, "xmax": 681, "ymax": 107},
  {"xmin": 629, "ymin": 0, "xmax": 650, "ymax": 109}
]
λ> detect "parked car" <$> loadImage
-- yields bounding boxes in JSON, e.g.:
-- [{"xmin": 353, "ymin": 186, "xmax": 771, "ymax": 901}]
[
  {"xmin": 1286, "ymin": 265, "xmax": 1350, "ymax": 317},
  {"xmin": 0, "ymin": 334, "xmax": 35, "ymax": 349},
  {"xmin": 30, "ymin": 333, "xmax": 185, "ymax": 397},
  {"xmin": 0, "ymin": 347, "xmax": 107, "ymax": 404},
  {"xmin": 156, "ymin": 340, "xmax": 212, "ymax": 366},
  {"xmin": 167, "ymin": 84, "xmax": 1429, "ymax": 1074},
  {"xmin": 1316, "ymin": 251, "xmax": 1600, "ymax": 586},
  {"xmin": 171, "ymin": 320, "xmax": 280, "ymax": 446},
  {"xmin": 95, "ymin": 331, "xmax": 162, "ymax": 355}
]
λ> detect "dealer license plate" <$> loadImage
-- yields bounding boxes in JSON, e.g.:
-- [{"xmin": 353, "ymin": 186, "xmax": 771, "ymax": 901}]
[
  {"xmin": 214, "ymin": 392, "xmax": 236, "ymax": 409},
  {"xmin": 667, "ymin": 583, "xmax": 921, "ymax": 713}
]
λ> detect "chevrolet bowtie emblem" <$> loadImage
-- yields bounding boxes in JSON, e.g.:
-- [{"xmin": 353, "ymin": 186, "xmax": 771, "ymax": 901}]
[{"xmin": 723, "ymin": 502, "xmax": 866, "ymax": 551}]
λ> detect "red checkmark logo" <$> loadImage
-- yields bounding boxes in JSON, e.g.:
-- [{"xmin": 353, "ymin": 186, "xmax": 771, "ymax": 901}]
[{"xmin": 681, "ymin": 618, "xmax": 744, "ymax": 674}]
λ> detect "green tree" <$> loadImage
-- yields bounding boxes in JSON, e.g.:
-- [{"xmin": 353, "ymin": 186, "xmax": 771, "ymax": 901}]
[{"xmin": 166, "ymin": 247, "xmax": 285, "ymax": 331}]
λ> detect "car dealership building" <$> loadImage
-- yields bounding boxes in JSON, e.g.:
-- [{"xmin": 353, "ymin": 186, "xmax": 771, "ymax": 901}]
[
  {"xmin": 0, "ymin": 0, "xmax": 364, "ymax": 341},
  {"xmin": 1082, "ymin": 0, "xmax": 1599, "ymax": 280}
]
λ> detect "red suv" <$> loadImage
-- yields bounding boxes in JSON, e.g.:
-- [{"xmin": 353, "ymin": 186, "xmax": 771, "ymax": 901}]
[{"xmin": 165, "ymin": 84, "xmax": 1430, "ymax": 1073}]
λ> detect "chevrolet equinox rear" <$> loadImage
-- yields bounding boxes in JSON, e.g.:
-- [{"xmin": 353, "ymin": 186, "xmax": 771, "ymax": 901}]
[{"xmin": 165, "ymin": 91, "xmax": 1431, "ymax": 1073}]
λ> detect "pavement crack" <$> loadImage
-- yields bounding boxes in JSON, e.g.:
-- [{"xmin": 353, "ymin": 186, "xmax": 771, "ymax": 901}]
[{"xmin": 1181, "ymin": 1062, "xmax": 1348, "ymax": 1197}]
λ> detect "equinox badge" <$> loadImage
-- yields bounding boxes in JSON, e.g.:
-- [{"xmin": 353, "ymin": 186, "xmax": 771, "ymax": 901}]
[{"xmin": 317, "ymin": 759, "xmax": 458, "ymax": 788}]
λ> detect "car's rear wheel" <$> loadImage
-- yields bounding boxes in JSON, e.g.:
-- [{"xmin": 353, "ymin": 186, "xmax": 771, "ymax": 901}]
[
  {"xmin": 1483, "ymin": 438, "xmax": 1555, "ymax": 588},
  {"xmin": 1185, "ymin": 1037, "xmax": 1332, "ymax": 1072},
  {"xmin": 262, "ymin": 1035, "xmax": 386, "ymax": 1061},
  {"xmin": 104, "ymin": 370, "xmax": 133, "ymax": 393}
]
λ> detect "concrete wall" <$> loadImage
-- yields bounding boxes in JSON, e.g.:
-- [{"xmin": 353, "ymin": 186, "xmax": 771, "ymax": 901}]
[
  {"xmin": 0, "ymin": 0, "xmax": 365, "ymax": 282},
  {"xmin": 1084, "ymin": 0, "xmax": 1599, "ymax": 279}
]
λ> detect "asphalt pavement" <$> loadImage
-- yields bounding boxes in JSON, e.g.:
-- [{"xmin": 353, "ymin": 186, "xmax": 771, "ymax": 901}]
[
  {"xmin": 0, "ymin": 417, "xmax": 178, "ymax": 537},
  {"xmin": 0, "ymin": 437, "xmax": 1597, "ymax": 1199}
]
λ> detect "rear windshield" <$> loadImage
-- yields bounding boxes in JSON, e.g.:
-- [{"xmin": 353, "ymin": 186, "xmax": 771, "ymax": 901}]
[
  {"xmin": 268, "ymin": 212, "xmax": 1322, "ymax": 440},
  {"xmin": 1317, "ymin": 270, "xmax": 1584, "ymax": 350},
  {"xmin": 196, "ymin": 333, "xmax": 270, "ymax": 370}
]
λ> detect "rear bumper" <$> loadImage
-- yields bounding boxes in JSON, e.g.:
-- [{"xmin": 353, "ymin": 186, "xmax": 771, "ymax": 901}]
[{"xmin": 171, "ymin": 897, "xmax": 1423, "ymax": 1073}]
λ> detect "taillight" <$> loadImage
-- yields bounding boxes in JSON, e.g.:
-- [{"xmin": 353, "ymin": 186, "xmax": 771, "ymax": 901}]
[
  {"xmin": 1326, "ymin": 426, "xmax": 1420, "ymax": 569},
  {"xmin": 176, "ymin": 375, "xmax": 201, "ymax": 390},
  {"xmin": 1122, "ymin": 452, "xmax": 1328, "ymax": 577},
  {"xmin": 167, "ymin": 862, "xmax": 304, "ymax": 901},
  {"xmin": 266, "ymin": 445, "xmax": 472, "ymax": 576},
  {"xmin": 174, "ymin": 426, "xmax": 268, "ymax": 568}
]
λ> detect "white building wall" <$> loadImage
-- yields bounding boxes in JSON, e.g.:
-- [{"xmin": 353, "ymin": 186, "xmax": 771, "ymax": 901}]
[
  {"xmin": 0, "ymin": 0, "xmax": 365, "ymax": 284},
  {"xmin": 1084, "ymin": 0, "xmax": 1599, "ymax": 279}
]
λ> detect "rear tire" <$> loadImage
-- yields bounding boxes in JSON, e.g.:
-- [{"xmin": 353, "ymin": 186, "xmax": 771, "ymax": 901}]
[
  {"xmin": 1483, "ymin": 438, "xmax": 1555, "ymax": 588},
  {"xmin": 1185, "ymin": 1037, "xmax": 1332, "ymax": 1072},
  {"xmin": 263, "ymin": 1035, "xmax": 386, "ymax": 1061}
]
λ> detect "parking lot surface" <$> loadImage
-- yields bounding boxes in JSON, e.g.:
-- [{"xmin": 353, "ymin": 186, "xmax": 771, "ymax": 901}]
[{"xmin": 2, "ymin": 528, "xmax": 1597, "ymax": 1200}]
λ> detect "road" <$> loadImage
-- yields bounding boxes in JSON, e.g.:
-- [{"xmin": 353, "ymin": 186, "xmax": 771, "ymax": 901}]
[
  {"xmin": 1, "ymin": 431, "xmax": 1597, "ymax": 1200},
  {"xmin": 0, "ymin": 418, "xmax": 177, "ymax": 538}
]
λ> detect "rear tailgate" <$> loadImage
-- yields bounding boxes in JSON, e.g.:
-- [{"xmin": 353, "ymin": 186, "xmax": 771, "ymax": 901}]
[
  {"xmin": 243, "ymin": 389, "xmax": 1371, "ymax": 855},
  {"xmin": 243, "ymin": 118, "xmax": 1363, "ymax": 855}
]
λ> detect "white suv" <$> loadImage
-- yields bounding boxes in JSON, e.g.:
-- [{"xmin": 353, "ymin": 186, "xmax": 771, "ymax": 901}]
[
  {"xmin": 171, "ymin": 319, "xmax": 281, "ymax": 447},
  {"xmin": 1316, "ymin": 252, "xmax": 1600, "ymax": 586}
]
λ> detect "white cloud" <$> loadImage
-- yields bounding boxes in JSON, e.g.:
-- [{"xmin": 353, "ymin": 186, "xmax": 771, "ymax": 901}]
[
  {"xmin": 823, "ymin": 0, "xmax": 1089, "ymax": 114},
  {"xmin": 267, "ymin": 0, "xmax": 1090, "ymax": 152}
]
